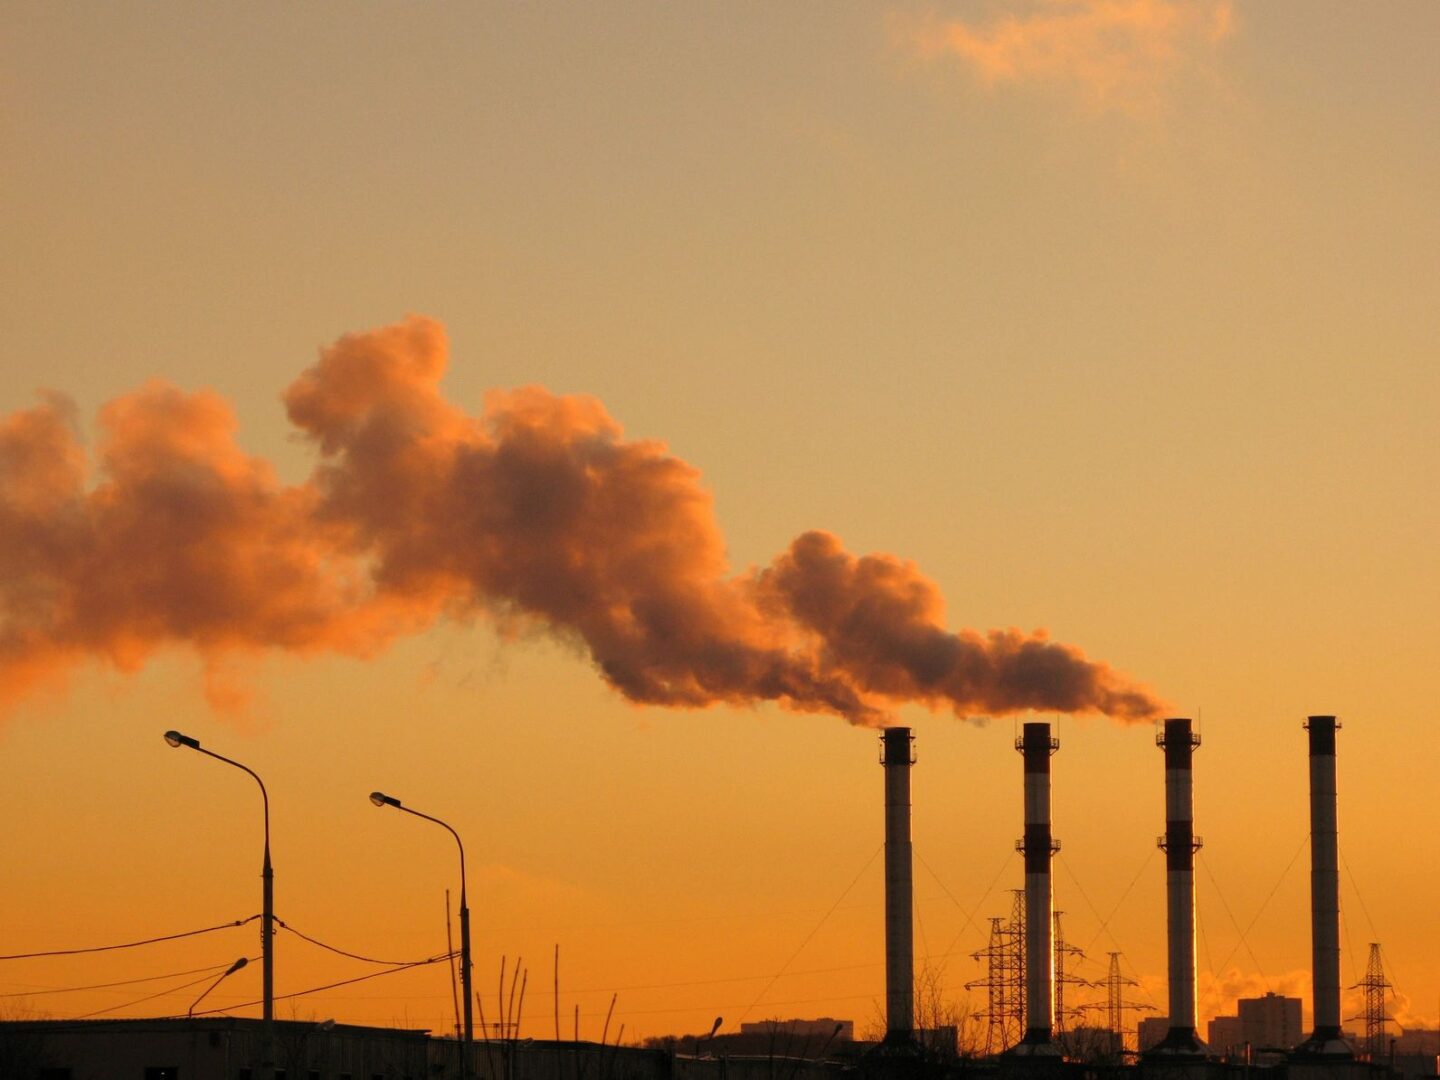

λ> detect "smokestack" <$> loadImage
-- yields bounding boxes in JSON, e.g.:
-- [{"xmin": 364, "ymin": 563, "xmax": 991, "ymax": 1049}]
[
  {"xmin": 1296, "ymin": 716, "xmax": 1353, "ymax": 1059},
  {"xmin": 1011, "ymin": 722, "xmax": 1061, "ymax": 1057},
  {"xmin": 881, "ymin": 727, "xmax": 915, "ymax": 1045},
  {"xmin": 1145, "ymin": 718, "xmax": 1209, "ymax": 1059}
]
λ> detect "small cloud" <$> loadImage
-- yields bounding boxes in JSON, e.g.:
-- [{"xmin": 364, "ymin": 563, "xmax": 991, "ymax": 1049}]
[
  {"xmin": 899, "ymin": 0, "xmax": 1234, "ymax": 116},
  {"xmin": 476, "ymin": 862, "xmax": 588, "ymax": 909}
]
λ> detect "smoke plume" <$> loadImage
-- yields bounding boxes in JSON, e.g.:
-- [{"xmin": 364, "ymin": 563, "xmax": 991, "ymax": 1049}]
[{"xmin": 0, "ymin": 316, "xmax": 1164, "ymax": 724}]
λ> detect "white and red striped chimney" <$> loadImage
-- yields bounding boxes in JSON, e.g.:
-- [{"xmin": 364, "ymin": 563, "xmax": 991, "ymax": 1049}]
[
  {"xmin": 880, "ymin": 726, "xmax": 915, "ymax": 1045},
  {"xmin": 1144, "ymin": 718, "xmax": 1208, "ymax": 1059},
  {"xmin": 1011, "ymin": 722, "xmax": 1061, "ymax": 1057},
  {"xmin": 1296, "ymin": 715, "xmax": 1353, "ymax": 1059}
]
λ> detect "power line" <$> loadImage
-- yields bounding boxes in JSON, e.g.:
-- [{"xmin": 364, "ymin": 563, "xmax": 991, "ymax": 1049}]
[
  {"xmin": 190, "ymin": 953, "xmax": 457, "ymax": 1017},
  {"xmin": 734, "ymin": 843, "xmax": 882, "ymax": 1028},
  {"xmin": 1, "ymin": 960, "xmax": 241, "ymax": 999},
  {"xmin": 1338, "ymin": 846, "xmax": 1381, "ymax": 942},
  {"xmin": 932, "ymin": 849, "xmax": 1015, "ymax": 965},
  {"xmin": 917, "ymin": 848, "xmax": 1007, "ymax": 953},
  {"xmin": 1055, "ymin": 848, "xmax": 1152, "ymax": 955},
  {"xmin": 1203, "ymin": 835, "xmax": 1307, "ymax": 977},
  {"xmin": 0, "ymin": 917, "xmax": 259, "ymax": 961},
  {"xmin": 474, "ymin": 893, "xmax": 883, "ymax": 935},
  {"xmin": 75, "ymin": 970, "xmax": 236, "ymax": 1020},
  {"xmin": 531, "ymin": 960, "xmax": 883, "ymax": 997},
  {"xmin": 1056, "ymin": 853, "xmax": 1160, "ymax": 1012},
  {"xmin": 1198, "ymin": 851, "xmax": 1271, "ymax": 989},
  {"xmin": 275, "ymin": 919, "xmax": 448, "ymax": 966}
]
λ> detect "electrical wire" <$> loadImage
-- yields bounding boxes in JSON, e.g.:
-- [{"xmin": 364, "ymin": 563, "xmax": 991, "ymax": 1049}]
[
  {"xmin": 275, "ymin": 919, "xmax": 447, "ymax": 966},
  {"xmin": 74, "ymin": 970, "xmax": 231, "ymax": 1020},
  {"xmin": 1055, "ymin": 848, "xmax": 1153, "ymax": 956},
  {"xmin": 1338, "ymin": 845, "xmax": 1381, "ymax": 941},
  {"xmin": 602, "ymin": 989, "xmax": 886, "ymax": 1019},
  {"xmin": 532, "ymin": 960, "xmax": 882, "ymax": 997},
  {"xmin": 475, "ymin": 893, "xmax": 880, "ymax": 935},
  {"xmin": 0, "ymin": 916, "xmax": 259, "ymax": 961},
  {"xmin": 262, "ymin": 960, "xmax": 891, "ymax": 1008},
  {"xmin": 926, "ymin": 848, "xmax": 1014, "ymax": 964},
  {"xmin": 0, "ymin": 960, "xmax": 241, "ymax": 999},
  {"xmin": 1339, "ymin": 899, "xmax": 1360, "ymax": 989},
  {"xmin": 189, "ymin": 952, "xmax": 457, "ymax": 1017},
  {"xmin": 1198, "ymin": 850, "xmax": 1271, "ymax": 989},
  {"xmin": 1057, "ymin": 851, "xmax": 1161, "ymax": 1010},
  {"xmin": 734, "ymin": 843, "xmax": 882, "ymax": 1028},
  {"xmin": 914, "ymin": 878, "xmax": 932, "ymax": 969},
  {"xmin": 1204, "ymin": 835, "xmax": 1307, "ymax": 978},
  {"xmin": 1195, "ymin": 875, "xmax": 1216, "ymax": 982}
]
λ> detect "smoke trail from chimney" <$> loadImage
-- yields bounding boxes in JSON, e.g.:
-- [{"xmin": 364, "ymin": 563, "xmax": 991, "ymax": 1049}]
[{"xmin": 0, "ymin": 316, "xmax": 1166, "ymax": 723}]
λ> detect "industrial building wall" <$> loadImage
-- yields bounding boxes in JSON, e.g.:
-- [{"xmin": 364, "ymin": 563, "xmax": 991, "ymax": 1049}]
[
  {"xmin": 0, "ymin": 1020, "xmax": 432, "ymax": 1080},
  {"xmin": 470, "ymin": 1040, "xmax": 671, "ymax": 1080}
]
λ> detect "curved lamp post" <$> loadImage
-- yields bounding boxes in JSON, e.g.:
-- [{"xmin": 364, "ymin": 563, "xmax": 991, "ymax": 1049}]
[
  {"xmin": 370, "ymin": 791, "xmax": 472, "ymax": 1078},
  {"xmin": 163, "ymin": 731, "xmax": 273, "ymax": 1065},
  {"xmin": 700, "ymin": 1016, "xmax": 723, "ymax": 1058},
  {"xmin": 189, "ymin": 956, "xmax": 249, "ymax": 1018}
]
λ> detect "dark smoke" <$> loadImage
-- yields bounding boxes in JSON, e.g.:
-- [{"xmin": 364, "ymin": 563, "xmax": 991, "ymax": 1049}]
[{"xmin": 0, "ymin": 316, "xmax": 1164, "ymax": 723}]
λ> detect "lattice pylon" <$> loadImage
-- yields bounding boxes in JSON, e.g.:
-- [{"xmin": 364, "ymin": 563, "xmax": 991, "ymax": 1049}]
[
  {"xmin": 969, "ymin": 917, "xmax": 1010, "ymax": 1055},
  {"xmin": 1350, "ymin": 943, "xmax": 1393, "ymax": 1061},
  {"xmin": 1053, "ymin": 910, "xmax": 1088, "ymax": 1038},
  {"xmin": 1006, "ymin": 888, "xmax": 1026, "ymax": 1044}
]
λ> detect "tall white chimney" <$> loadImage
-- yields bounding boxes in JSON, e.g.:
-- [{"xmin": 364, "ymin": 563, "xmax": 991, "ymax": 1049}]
[
  {"xmin": 1010, "ymin": 722, "xmax": 1061, "ymax": 1057},
  {"xmin": 1295, "ymin": 715, "xmax": 1353, "ymax": 1059},
  {"xmin": 881, "ymin": 726, "xmax": 915, "ymax": 1045},
  {"xmin": 1144, "ymin": 717, "xmax": 1209, "ymax": 1059}
]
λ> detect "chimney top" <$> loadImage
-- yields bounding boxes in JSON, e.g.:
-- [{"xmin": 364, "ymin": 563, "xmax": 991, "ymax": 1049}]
[{"xmin": 880, "ymin": 726, "xmax": 914, "ymax": 766}]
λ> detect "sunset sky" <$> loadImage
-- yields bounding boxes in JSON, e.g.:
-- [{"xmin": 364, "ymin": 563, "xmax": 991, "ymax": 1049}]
[{"xmin": 3, "ymin": 1, "xmax": 1438, "ymax": 1045}]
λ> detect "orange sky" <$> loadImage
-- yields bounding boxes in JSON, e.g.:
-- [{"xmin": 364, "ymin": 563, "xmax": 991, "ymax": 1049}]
[{"xmin": 2, "ymin": 1, "xmax": 1437, "ymax": 1044}]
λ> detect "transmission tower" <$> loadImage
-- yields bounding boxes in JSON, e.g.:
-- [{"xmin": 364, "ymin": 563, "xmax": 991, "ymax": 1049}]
[
  {"xmin": 966, "ymin": 890, "xmax": 1027, "ymax": 1054},
  {"xmin": 1082, "ymin": 952, "xmax": 1152, "ymax": 1054},
  {"xmin": 1349, "ymin": 943, "xmax": 1393, "ymax": 1061},
  {"xmin": 1005, "ymin": 888, "xmax": 1027, "ymax": 1044},
  {"xmin": 969, "ymin": 918, "xmax": 1011, "ymax": 1055},
  {"xmin": 1053, "ymin": 911, "xmax": 1089, "ymax": 1037}
]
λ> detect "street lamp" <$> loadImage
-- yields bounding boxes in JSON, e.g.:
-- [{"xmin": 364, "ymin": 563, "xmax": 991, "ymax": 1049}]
[
  {"xmin": 369, "ymin": 791, "xmax": 472, "ymax": 1078},
  {"xmin": 163, "ymin": 731, "xmax": 274, "ymax": 1067},
  {"xmin": 189, "ymin": 957, "xmax": 249, "ymax": 1018},
  {"xmin": 700, "ymin": 1016, "xmax": 723, "ymax": 1058}
]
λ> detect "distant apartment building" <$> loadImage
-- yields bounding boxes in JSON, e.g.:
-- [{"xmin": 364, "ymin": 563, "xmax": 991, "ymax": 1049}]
[
  {"xmin": 1137, "ymin": 1016, "xmax": 1170, "ymax": 1053},
  {"xmin": 1207, "ymin": 1014, "xmax": 1246, "ymax": 1054},
  {"xmin": 1394, "ymin": 1028, "xmax": 1440, "ymax": 1057},
  {"xmin": 1207, "ymin": 992, "xmax": 1304, "ymax": 1056},
  {"xmin": 1240, "ymin": 992, "xmax": 1303, "ymax": 1048}
]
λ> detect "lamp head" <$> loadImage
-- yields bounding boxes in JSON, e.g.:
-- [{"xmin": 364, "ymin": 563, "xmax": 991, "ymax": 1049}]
[
  {"xmin": 163, "ymin": 730, "xmax": 200, "ymax": 750},
  {"xmin": 225, "ymin": 957, "xmax": 249, "ymax": 975},
  {"xmin": 369, "ymin": 791, "xmax": 401, "ymax": 808}
]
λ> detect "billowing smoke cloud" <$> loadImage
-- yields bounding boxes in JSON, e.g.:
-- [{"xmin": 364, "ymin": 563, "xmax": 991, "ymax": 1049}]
[{"xmin": 0, "ymin": 316, "xmax": 1165, "ymax": 724}]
